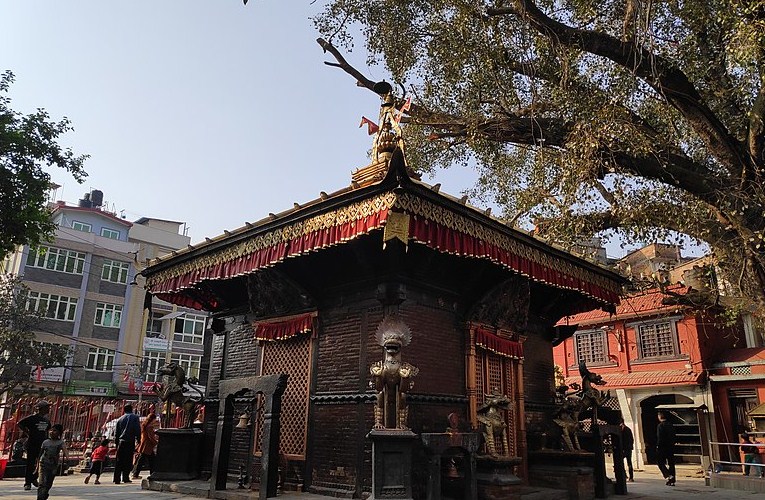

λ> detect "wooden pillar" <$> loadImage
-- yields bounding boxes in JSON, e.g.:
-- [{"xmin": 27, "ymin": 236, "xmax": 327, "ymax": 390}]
[
  {"xmin": 466, "ymin": 325, "xmax": 478, "ymax": 428},
  {"xmin": 516, "ymin": 358, "xmax": 528, "ymax": 480},
  {"xmin": 211, "ymin": 395, "xmax": 235, "ymax": 492}
]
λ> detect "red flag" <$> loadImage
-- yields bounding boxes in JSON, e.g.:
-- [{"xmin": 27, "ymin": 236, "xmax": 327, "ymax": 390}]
[
  {"xmin": 123, "ymin": 369, "xmax": 130, "ymax": 382},
  {"xmin": 359, "ymin": 116, "xmax": 379, "ymax": 135},
  {"xmin": 395, "ymin": 97, "xmax": 412, "ymax": 122},
  {"xmin": 36, "ymin": 365, "xmax": 42, "ymax": 382}
]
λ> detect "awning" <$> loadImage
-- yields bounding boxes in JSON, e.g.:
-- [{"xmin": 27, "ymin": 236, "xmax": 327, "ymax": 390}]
[
  {"xmin": 565, "ymin": 369, "xmax": 702, "ymax": 389},
  {"xmin": 475, "ymin": 327, "xmax": 523, "ymax": 359},
  {"xmin": 253, "ymin": 312, "xmax": 316, "ymax": 342}
]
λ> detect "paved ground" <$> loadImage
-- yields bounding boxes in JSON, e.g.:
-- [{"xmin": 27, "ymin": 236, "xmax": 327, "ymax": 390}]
[{"xmin": 0, "ymin": 468, "xmax": 762, "ymax": 499}]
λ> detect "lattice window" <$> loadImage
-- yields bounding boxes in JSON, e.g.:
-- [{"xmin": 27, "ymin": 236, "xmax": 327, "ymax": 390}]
[
  {"xmin": 474, "ymin": 349, "xmax": 519, "ymax": 457},
  {"xmin": 638, "ymin": 321, "xmax": 677, "ymax": 358},
  {"xmin": 254, "ymin": 334, "xmax": 311, "ymax": 459},
  {"xmin": 574, "ymin": 331, "xmax": 607, "ymax": 365},
  {"xmin": 487, "ymin": 356, "xmax": 503, "ymax": 395},
  {"xmin": 731, "ymin": 365, "xmax": 752, "ymax": 375}
]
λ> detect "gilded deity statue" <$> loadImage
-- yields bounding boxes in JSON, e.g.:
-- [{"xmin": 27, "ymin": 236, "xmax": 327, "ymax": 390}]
[{"xmin": 369, "ymin": 315, "xmax": 419, "ymax": 430}]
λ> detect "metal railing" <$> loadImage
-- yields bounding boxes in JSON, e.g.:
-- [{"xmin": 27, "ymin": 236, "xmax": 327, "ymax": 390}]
[
  {"xmin": 0, "ymin": 395, "xmax": 201, "ymax": 460},
  {"xmin": 709, "ymin": 434, "xmax": 765, "ymax": 475}
]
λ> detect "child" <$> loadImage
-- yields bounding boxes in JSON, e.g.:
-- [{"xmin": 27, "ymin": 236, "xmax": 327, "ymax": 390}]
[
  {"xmin": 84, "ymin": 438, "xmax": 110, "ymax": 484},
  {"xmin": 36, "ymin": 423, "xmax": 67, "ymax": 500}
]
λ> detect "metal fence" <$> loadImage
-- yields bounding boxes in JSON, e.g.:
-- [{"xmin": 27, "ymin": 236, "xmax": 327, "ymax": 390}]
[
  {"xmin": 709, "ymin": 432, "xmax": 765, "ymax": 475},
  {"xmin": 0, "ymin": 395, "xmax": 200, "ymax": 462}
]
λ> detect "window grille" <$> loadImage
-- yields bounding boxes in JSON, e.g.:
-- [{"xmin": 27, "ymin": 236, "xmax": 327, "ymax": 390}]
[
  {"xmin": 574, "ymin": 331, "xmax": 607, "ymax": 364},
  {"xmin": 255, "ymin": 334, "xmax": 311, "ymax": 459},
  {"xmin": 638, "ymin": 322, "xmax": 676, "ymax": 358}
]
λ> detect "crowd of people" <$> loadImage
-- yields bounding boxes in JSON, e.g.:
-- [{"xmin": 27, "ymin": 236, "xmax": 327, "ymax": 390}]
[{"xmin": 16, "ymin": 400, "xmax": 159, "ymax": 499}]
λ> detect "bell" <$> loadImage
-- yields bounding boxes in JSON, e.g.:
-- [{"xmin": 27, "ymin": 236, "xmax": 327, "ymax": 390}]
[
  {"xmin": 235, "ymin": 411, "xmax": 251, "ymax": 429},
  {"xmin": 446, "ymin": 458, "xmax": 461, "ymax": 479}
]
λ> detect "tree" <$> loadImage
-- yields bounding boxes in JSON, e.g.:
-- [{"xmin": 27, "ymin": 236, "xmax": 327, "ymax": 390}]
[
  {"xmin": 0, "ymin": 70, "xmax": 88, "ymax": 258},
  {"xmin": 313, "ymin": 1, "xmax": 765, "ymax": 314},
  {"xmin": 0, "ymin": 274, "xmax": 68, "ymax": 397}
]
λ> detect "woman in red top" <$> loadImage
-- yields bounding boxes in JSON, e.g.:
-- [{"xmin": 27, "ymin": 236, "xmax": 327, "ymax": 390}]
[
  {"xmin": 84, "ymin": 439, "xmax": 110, "ymax": 484},
  {"xmin": 131, "ymin": 413, "xmax": 159, "ymax": 479}
]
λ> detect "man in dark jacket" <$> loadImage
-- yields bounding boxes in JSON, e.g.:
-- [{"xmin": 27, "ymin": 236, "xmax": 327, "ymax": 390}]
[
  {"xmin": 656, "ymin": 412, "xmax": 676, "ymax": 486},
  {"xmin": 113, "ymin": 404, "xmax": 141, "ymax": 484},
  {"xmin": 18, "ymin": 400, "xmax": 51, "ymax": 491},
  {"xmin": 619, "ymin": 418, "xmax": 635, "ymax": 482}
]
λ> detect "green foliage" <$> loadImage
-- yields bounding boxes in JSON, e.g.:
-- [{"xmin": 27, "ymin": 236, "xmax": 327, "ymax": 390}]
[
  {"xmin": 315, "ymin": 0, "xmax": 765, "ymax": 313},
  {"xmin": 0, "ymin": 70, "xmax": 88, "ymax": 258},
  {"xmin": 0, "ymin": 274, "xmax": 68, "ymax": 397}
]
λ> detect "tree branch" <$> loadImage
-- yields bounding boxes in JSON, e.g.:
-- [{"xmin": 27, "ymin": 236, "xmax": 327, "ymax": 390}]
[
  {"xmin": 748, "ymin": 78, "xmax": 765, "ymax": 170},
  {"xmin": 487, "ymin": 1, "xmax": 748, "ymax": 179}
]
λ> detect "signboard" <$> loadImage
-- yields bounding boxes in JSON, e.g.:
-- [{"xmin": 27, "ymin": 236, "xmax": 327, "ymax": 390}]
[
  {"xmin": 102, "ymin": 403, "xmax": 116, "ymax": 413},
  {"xmin": 143, "ymin": 337, "xmax": 169, "ymax": 352},
  {"xmin": 29, "ymin": 366, "xmax": 65, "ymax": 383},
  {"xmin": 64, "ymin": 381, "xmax": 117, "ymax": 397}
]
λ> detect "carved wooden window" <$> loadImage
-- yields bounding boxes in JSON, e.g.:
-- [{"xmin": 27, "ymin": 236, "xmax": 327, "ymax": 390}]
[
  {"xmin": 474, "ymin": 350, "xmax": 518, "ymax": 457},
  {"xmin": 468, "ymin": 326, "xmax": 523, "ymax": 459},
  {"xmin": 254, "ymin": 333, "xmax": 312, "ymax": 459},
  {"xmin": 574, "ymin": 330, "xmax": 607, "ymax": 365},
  {"xmin": 636, "ymin": 321, "xmax": 678, "ymax": 358}
]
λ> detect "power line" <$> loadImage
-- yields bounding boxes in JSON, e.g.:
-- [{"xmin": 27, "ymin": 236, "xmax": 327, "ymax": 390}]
[{"xmin": 41, "ymin": 329, "xmax": 144, "ymax": 361}]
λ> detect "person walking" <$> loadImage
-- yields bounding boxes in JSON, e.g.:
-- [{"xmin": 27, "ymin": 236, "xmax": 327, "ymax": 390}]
[
  {"xmin": 619, "ymin": 419, "xmax": 635, "ymax": 482},
  {"xmin": 740, "ymin": 433, "xmax": 764, "ymax": 477},
  {"xmin": 131, "ymin": 412, "xmax": 159, "ymax": 479},
  {"xmin": 83, "ymin": 438, "xmax": 110, "ymax": 484},
  {"xmin": 36, "ymin": 424, "xmax": 67, "ymax": 500},
  {"xmin": 656, "ymin": 411, "xmax": 676, "ymax": 486},
  {"xmin": 18, "ymin": 400, "xmax": 52, "ymax": 491},
  {"xmin": 113, "ymin": 404, "xmax": 141, "ymax": 484}
]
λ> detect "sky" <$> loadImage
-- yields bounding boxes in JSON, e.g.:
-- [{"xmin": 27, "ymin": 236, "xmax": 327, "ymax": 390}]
[{"xmin": 1, "ymin": 1, "xmax": 695, "ymax": 259}]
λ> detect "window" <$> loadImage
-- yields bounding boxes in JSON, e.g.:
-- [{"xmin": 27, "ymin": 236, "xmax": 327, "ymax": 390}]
[
  {"xmin": 170, "ymin": 353, "xmax": 201, "ymax": 379},
  {"xmin": 100, "ymin": 227, "xmax": 120, "ymax": 240},
  {"xmin": 94, "ymin": 303, "xmax": 122, "ymax": 328},
  {"xmin": 146, "ymin": 311, "xmax": 166, "ymax": 338},
  {"xmin": 637, "ymin": 321, "xmax": 677, "ymax": 358},
  {"xmin": 27, "ymin": 292, "xmax": 77, "ymax": 321},
  {"xmin": 71, "ymin": 221, "xmax": 92, "ymax": 232},
  {"xmin": 574, "ymin": 330, "xmax": 608, "ymax": 365},
  {"xmin": 173, "ymin": 314, "xmax": 206, "ymax": 344},
  {"xmin": 86, "ymin": 348, "xmax": 115, "ymax": 371},
  {"xmin": 27, "ymin": 246, "xmax": 85, "ymax": 274},
  {"xmin": 101, "ymin": 259, "xmax": 130, "ymax": 284},
  {"xmin": 143, "ymin": 351, "xmax": 166, "ymax": 382}
]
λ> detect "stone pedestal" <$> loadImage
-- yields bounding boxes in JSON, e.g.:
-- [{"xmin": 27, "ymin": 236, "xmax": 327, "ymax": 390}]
[
  {"xmin": 151, "ymin": 428, "xmax": 203, "ymax": 481},
  {"xmin": 421, "ymin": 432, "xmax": 480, "ymax": 500},
  {"xmin": 528, "ymin": 450, "xmax": 596, "ymax": 500},
  {"xmin": 367, "ymin": 429, "xmax": 417, "ymax": 500},
  {"xmin": 475, "ymin": 455, "xmax": 522, "ymax": 500}
]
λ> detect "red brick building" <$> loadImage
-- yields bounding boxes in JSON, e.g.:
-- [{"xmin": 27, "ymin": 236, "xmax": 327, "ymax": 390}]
[{"xmin": 554, "ymin": 285, "xmax": 743, "ymax": 470}]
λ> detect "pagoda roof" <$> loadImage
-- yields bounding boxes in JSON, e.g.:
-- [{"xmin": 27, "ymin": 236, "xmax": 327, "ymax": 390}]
[{"xmin": 142, "ymin": 148, "xmax": 624, "ymax": 311}]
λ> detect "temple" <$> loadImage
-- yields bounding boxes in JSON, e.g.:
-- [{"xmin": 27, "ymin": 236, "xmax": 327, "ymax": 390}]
[{"xmin": 141, "ymin": 94, "xmax": 624, "ymax": 498}]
